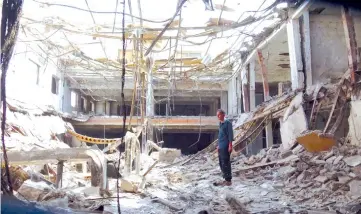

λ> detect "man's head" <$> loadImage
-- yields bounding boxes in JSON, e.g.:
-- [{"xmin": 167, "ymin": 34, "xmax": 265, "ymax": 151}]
[{"xmin": 217, "ymin": 109, "xmax": 226, "ymax": 122}]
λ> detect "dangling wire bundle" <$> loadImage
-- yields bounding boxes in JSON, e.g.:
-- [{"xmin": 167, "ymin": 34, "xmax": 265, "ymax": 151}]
[
  {"xmin": 116, "ymin": 0, "xmax": 126, "ymax": 213},
  {"xmin": 1, "ymin": 0, "xmax": 24, "ymax": 195}
]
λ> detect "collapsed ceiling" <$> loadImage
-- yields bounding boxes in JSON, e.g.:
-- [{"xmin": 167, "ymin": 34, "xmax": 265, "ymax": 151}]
[{"xmin": 15, "ymin": 0, "xmax": 289, "ymax": 99}]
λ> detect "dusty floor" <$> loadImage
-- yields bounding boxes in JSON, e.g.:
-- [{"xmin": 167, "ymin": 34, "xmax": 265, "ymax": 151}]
[{"xmin": 98, "ymin": 153, "xmax": 304, "ymax": 214}]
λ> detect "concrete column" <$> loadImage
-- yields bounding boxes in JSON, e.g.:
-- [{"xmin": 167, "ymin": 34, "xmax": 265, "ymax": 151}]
[
  {"xmin": 95, "ymin": 101, "xmax": 105, "ymax": 115},
  {"xmin": 105, "ymin": 101, "xmax": 110, "ymax": 116},
  {"xmin": 110, "ymin": 101, "xmax": 119, "ymax": 116},
  {"xmin": 62, "ymin": 80, "xmax": 72, "ymax": 113},
  {"xmin": 301, "ymin": 11, "xmax": 312, "ymax": 87},
  {"xmin": 76, "ymin": 91, "xmax": 82, "ymax": 113},
  {"xmin": 146, "ymin": 66, "xmax": 154, "ymax": 117},
  {"xmin": 287, "ymin": 10, "xmax": 304, "ymax": 90},
  {"xmin": 220, "ymin": 92, "xmax": 228, "ymax": 113},
  {"xmin": 241, "ymin": 67, "xmax": 250, "ymax": 112},
  {"xmin": 249, "ymin": 59, "xmax": 256, "ymax": 111},
  {"xmin": 227, "ymin": 76, "xmax": 237, "ymax": 115}
]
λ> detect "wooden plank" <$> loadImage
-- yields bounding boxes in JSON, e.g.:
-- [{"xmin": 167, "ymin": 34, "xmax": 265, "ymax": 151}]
[{"xmin": 341, "ymin": 6, "xmax": 358, "ymax": 84}]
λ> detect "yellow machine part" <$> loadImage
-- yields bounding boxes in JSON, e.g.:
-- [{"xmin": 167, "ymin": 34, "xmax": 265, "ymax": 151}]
[
  {"xmin": 67, "ymin": 129, "xmax": 119, "ymax": 144},
  {"xmin": 296, "ymin": 130, "xmax": 336, "ymax": 153}
]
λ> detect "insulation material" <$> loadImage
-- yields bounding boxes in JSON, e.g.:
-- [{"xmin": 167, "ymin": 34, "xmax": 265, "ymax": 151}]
[
  {"xmin": 280, "ymin": 106, "xmax": 308, "ymax": 150},
  {"xmin": 348, "ymin": 100, "xmax": 361, "ymax": 146}
]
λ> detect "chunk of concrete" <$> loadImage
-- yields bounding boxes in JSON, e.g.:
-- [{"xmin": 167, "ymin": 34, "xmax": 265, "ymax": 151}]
[
  {"xmin": 349, "ymin": 180, "xmax": 361, "ymax": 196},
  {"xmin": 314, "ymin": 176, "xmax": 329, "ymax": 184},
  {"xmin": 17, "ymin": 180, "xmax": 52, "ymax": 201},
  {"xmin": 120, "ymin": 179, "xmax": 138, "ymax": 193},
  {"xmin": 333, "ymin": 156, "xmax": 344, "ymax": 165},
  {"xmin": 338, "ymin": 176, "xmax": 351, "ymax": 184},
  {"xmin": 280, "ymin": 105, "xmax": 308, "ymax": 151},
  {"xmin": 158, "ymin": 149, "xmax": 181, "ymax": 163},
  {"xmin": 344, "ymin": 156, "xmax": 361, "ymax": 167},
  {"xmin": 150, "ymin": 152, "xmax": 159, "ymax": 160},
  {"xmin": 326, "ymin": 156, "xmax": 337, "ymax": 164},
  {"xmin": 280, "ymin": 150, "xmax": 293, "ymax": 159}
]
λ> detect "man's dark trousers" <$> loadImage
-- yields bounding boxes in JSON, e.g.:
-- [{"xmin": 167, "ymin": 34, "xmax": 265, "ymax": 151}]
[{"xmin": 218, "ymin": 148, "xmax": 232, "ymax": 181}]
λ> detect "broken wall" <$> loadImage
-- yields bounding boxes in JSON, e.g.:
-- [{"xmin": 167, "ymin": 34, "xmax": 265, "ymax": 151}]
[
  {"xmin": 310, "ymin": 14, "xmax": 361, "ymax": 83},
  {"xmin": 348, "ymin": 100, "xmax": 361, "ymax": 146},
  {"xmin": 7, "ymin": 41, "xmax": 64, "ymax": 111}
]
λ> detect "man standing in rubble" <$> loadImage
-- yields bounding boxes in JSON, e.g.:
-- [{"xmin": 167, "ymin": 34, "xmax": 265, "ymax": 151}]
[{"xmin": 214, "ymin": 109, "xmax": 234, "ymax": 186}]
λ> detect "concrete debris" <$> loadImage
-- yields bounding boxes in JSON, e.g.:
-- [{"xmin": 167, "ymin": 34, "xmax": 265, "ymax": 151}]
[
  {"xmin": 158, "ymin": 148, "xmax": 182, "ymax": 163},
  {"xmin": 348, "ymin": 180, "xmax": 361, "ymax": 196},
  {"xmin": 120, "ymin": 179, "xmax": 138, "ymax": 193},
  {"xmin": 314, "ymin": 175, "xmax": 329, "ymax": 183},
  {"xmin": 343, "ymin": 155, "xmax": 361, "ymax": 167}
]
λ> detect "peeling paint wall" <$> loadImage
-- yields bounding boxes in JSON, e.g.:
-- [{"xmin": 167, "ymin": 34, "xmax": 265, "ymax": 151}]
[{"xmin": 310, "ymin": 15, "xmax": 361, "ymax": 83}]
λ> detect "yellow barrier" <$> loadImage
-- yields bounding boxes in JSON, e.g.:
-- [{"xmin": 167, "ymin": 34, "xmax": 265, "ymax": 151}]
[{"xmin": 67, "ymin": 129, "xmax": 120, "ymax": 144}]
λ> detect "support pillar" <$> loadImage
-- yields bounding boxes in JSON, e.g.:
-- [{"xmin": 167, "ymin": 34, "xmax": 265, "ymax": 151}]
[
  {"xmin": 257, "ymin": 50, "xmax": 273, "ymax": 148},
  {"xmin": 146, "ymin": 66, "xmax": 154, "ymax": 117},
  {"xmin": 228, "ymin": 76, "xmax": 237, "ymax": 115},
  {"xmin": 95, "ymin": 101, "xmax": 105, "ymax": 115},
  {"xmin": 300, "ymin": 11, "xmax": 312, "ymax": 87},
  {"xmin": 249, "ymin": 59, "xmax": 256, "ymax": 111},
  {"xmin": 56, "ymin": 160, "xmax": 64, "ymax": 188},
  {"xmin": 110, "ymin": 101, "xmax": 119, "ymax": 116},
  {"xmin": 341, "ymin": 6, "xmax": 358, "ymax": 85},
  {"xmin": 220, "ymin": 92, "xmax": 228, "ymax": 113},
  {"xmin": 105, "ymin": 101, "xmax": 111, "ymax": 116},
  {"xmin": 287, "ymin": 10, "xmax": 304, "ymax": 90},
  {"xmin": 241, "ymin": 67, "xmax": 250, "ymax": 113}
]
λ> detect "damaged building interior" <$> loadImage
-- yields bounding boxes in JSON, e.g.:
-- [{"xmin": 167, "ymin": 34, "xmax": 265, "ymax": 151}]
[{"xmin": 3, "ymin": 0, "xmax": 361, "ymax": 213}]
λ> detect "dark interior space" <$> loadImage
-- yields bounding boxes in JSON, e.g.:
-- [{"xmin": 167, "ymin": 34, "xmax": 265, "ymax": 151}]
[
  {"xmin": 272, "ymin": 119, "xmax": 282, "ymax": 145},
  {"xmin": 155, "ymin": 103, "xmax": 211, "ymax": 116},
  {"xmin": 162, "ymin": 132, "xmax": 215, "ymax": 155},
  {"xmin": 117, "ymin": 104, "xmax": 136, "ymax": 116}
]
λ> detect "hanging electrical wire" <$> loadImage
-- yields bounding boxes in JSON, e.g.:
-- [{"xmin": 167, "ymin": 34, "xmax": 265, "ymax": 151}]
[
  {"xmin": 31, "ymin": 0, "xmax": 172, "ymax": 23},
  {"xmin": 1, "ymin": 0, "xmax": 24, "ymax": 195},
  {"xmin": 116, "ymin": 0, "xmax": 126, "ymax": 213}
]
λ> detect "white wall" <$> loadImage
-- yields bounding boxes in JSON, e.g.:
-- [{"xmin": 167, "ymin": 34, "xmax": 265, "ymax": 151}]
[
  {"xmin": 310, "ymin": 15, "xmax": 361, "ymax": 83},
  {"xmin": 227, "ymin": 75, "xmax": 238, "ymax": 116},
  {"xmin": 6, "ymin": 40, "xmax": 64, "ymax": 111}
]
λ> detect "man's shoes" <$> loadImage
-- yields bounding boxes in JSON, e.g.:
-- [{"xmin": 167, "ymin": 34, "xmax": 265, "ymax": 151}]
[{"xmin": 213, "ymin": 181, "xmax": 232, "ymax": 186}]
